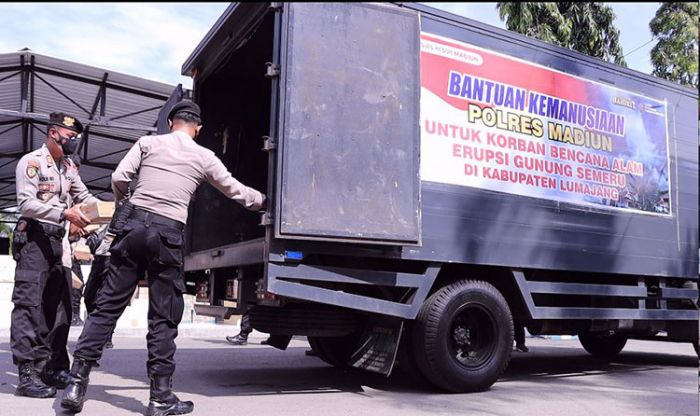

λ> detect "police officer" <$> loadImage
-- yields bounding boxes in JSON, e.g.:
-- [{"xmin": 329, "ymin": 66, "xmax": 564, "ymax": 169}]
[
  {"xmin": 11, "ymin": 112, "xmax": 97, "ymax": 398},
  {"xmin": 62, "ymin": 100, "xmax": 266, "ymax": 415}
]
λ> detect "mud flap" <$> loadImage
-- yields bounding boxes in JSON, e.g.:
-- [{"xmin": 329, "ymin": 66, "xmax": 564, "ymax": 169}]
[{"xmin": 348, "ymin": 315, "xmax": 403, "ymax": 376}]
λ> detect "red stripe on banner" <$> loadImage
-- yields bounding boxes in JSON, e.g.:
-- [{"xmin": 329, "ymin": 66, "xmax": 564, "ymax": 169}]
[{"xmin": 421, "ymin": 33, "xmax": 589, "ymax": 109}]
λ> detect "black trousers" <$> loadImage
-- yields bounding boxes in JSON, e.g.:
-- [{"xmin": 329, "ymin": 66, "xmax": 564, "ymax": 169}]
[
  {"xmin": 238, "ymin": 313, "xmax": 253, "ymax": 338},
  {"xmin": 83, "ymin": 255, "xmax": 110, "ymax": 314},
  {"xmin": 515, "ymin": 324, "xmax": 526, "ymax": 346},
  {"xmin": 10, "ymin": 224, "xmax": 71, "ymax": 371},
  {"xmin": 74, "ymin": 212, "xmax": 186, "ymax": 377},
  {"xmin": 70, "ymin": 261, "xmax": 84, "ymax": 317}
]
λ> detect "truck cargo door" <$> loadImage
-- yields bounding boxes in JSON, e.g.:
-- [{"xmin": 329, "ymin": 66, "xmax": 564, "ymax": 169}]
[
  {"xmin": 276, "ymin": 3, "xmax": 421, "ymax": 245},
  {"xmin": 155, "ymin": 84, "xmax": 186, "ymax": 134}
]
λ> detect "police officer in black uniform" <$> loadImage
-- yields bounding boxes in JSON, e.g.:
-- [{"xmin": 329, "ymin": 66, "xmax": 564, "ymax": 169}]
[
  {"xmin": 11, "ymin": 112, "xmax": 97, "ymax": 398},
  {"xmin": 62, "ymin": 101, "xmax": 266, "ymax": 415}
]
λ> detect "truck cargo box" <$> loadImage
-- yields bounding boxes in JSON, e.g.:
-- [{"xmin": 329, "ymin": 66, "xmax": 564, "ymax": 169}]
[
  {"xmin": 182, "ymin": 2, "xmax": 698, "ymax": 278},
  {"xmin": 175, "ymin": 2, "xmax": 699, "ymax": 394}
]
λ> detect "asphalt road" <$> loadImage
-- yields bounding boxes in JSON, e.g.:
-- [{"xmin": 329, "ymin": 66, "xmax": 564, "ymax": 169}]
[{"xmin": 0, "ymin": 336, "xmax": 697, "ymax": 416}]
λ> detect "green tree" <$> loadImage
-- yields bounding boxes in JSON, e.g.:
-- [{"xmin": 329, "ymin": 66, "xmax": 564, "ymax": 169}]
[
  {"xmin": 496, "ymin": 3, "xmax": 571, "ymax": 47},
  {"xmin": 497, "ymin": 2, "xmax": 627, "ymax": 66},
  {"xmin": 649, "ymin": 2, "xmax": 699, "ymax": 88}
]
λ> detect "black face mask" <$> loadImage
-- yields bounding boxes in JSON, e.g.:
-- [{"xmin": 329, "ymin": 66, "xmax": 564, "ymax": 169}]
[{"xmin": 56, "ymin": 134, "xmax": 79, "ymax": 155}]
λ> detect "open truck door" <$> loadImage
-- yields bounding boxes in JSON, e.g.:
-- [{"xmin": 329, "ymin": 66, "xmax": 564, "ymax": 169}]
[
  {"xmin": 155, "ymin": 84, "xmax": 186, "ymax": 134},
  {"xmin": 275, "ymin": 3, "xmax": 421, "ymax": 245}
]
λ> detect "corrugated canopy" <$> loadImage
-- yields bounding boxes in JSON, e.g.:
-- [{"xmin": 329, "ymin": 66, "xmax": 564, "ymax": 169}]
[{"xmin": 0, "ymin": 49, "xmax": 179, "ymax": 211}]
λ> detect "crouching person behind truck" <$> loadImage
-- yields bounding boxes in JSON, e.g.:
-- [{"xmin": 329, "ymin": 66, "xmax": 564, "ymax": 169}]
[{"xmin": 62, "ymin": 100, "xmax": 267, "ymax": 416}]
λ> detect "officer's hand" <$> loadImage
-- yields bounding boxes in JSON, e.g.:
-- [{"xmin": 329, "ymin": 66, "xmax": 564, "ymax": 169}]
[
  {"xmin": 64, "ymin": 204, "xmax": 91, "ymax": 228},
  {"xmin": 69, "ymin": 222, "xmax": 86, "ymax": 237}
]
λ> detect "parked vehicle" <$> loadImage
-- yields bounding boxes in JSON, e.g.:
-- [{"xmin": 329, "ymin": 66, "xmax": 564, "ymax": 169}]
[{"xmin": 167, "ymin": 2, "xmax": 698, "ymax": 392}]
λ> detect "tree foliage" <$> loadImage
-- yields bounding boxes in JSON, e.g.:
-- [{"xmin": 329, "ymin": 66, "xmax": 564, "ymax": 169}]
[
  {"xmin": 497, "ymin": 2, "xmax": 627, "ymax": 66},
  {"xmin": 649, "ymin": 2, "xmax": 698, "ymax": 88}
]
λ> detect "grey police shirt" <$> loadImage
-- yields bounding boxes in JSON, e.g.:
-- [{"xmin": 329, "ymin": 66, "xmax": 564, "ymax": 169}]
[
  {"xmin": 16, "ymin": 144, "xmax": 99, "ymax": 226},
  {"xmin": 112, "ymin": 130, "xmax": 265, "ymax": 224}
]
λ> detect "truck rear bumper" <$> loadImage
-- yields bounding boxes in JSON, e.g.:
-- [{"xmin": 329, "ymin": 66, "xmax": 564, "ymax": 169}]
[{"xmin": 184, "ymin": 238, "xmax": 265, "ymax": 272}]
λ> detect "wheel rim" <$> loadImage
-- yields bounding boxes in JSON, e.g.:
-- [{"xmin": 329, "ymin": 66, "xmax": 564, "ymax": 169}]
[{"xmin": 447, "ymin": 303, "xmax": 497, "ymax": 370}]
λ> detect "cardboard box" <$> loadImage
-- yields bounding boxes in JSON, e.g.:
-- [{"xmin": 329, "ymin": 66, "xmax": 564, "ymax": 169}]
[
  {"xmin": 83, "ymin": 224, "xmax": 101, "ymax": 234},
  {"xmin": 73, "ymin": 244, "xmax": 93, "ymax": 262},
  {"xmin": 81, "ymin": 201, "xmax": 115, "ymax": 224},
  {"xmin": 71, "ymin": 271, "xmax": 83, "ymax": 289}
]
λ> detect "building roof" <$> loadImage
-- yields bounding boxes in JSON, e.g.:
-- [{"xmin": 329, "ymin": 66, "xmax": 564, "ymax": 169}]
[{"xmin": 0, "ymin": 49, "xmax": 180, "ymax": 211}]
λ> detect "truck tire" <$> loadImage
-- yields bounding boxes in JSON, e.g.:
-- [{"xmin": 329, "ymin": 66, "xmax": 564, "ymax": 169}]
[
  {"xmin": 411, "ymin": 280, "xmax": 513, "ymax": 393},
  {"xmin": 395, "ymin": 323, "xmax": 431, "ymax": 388},
  {"xmin": 307, "ymin": 334, "xmax": 358, "ymax": 368},
  {"xmin": 578, "ymin": 332, "xmax": 627, "ymax": 358},
  {"xmin": 307, "ymin": 336, "xmax": 333, "ymax": 365}
]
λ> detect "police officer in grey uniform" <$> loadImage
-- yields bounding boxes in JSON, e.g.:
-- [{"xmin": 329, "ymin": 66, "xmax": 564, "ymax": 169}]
[
  {"xmin": 11, "ymin": 112, "xmax": 97, "ymax": 398},
  {"xmin": 62, "ymin": 100, "xmax": 266, "ymax": 415}
]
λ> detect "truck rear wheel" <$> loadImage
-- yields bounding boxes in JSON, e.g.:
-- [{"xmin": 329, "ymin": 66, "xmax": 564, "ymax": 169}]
[
  {"xmin": 411, "ymin": 280, "xmax": 513, "ymax": 393},
  {"xmin": 306, "ymin": 335, "xmax": 357, "ymax": 368},
  {"xmin": 307, "ymin": 336, "xmax": 334, "ymax": 365},
  {"xmin": 578, "ymin": 332, "xmax": 627, "ymax": 358},
  {"xmin": 395, "ymin": 323, "xmax": 431, "ymax": 388}
]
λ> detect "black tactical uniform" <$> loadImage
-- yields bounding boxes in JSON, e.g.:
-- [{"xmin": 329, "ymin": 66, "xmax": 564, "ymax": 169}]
[
  {"xmin": 11, "ymin": 112, "xmax": 97, "ymax": 398},
  {"xmin": 62, "ymin": 101, "xmax": 266, "ymax": 415}
]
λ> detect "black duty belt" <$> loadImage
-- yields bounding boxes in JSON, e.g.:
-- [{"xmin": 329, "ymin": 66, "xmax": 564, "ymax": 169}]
[
  {"xmin": 129, "ymin": 208, "xmax": 184, "ymax": 231},
  {"xmin": 23, "ymin": 217, "xmax": 66, "ymax": 239}
]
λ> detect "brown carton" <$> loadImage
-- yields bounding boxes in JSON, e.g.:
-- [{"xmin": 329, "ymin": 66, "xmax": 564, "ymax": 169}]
[
  {"xmin": 81, "ymin": 201, "xmax": 115, "ymax": 224},
  {"xmin": 73, "ymin": 244, "xmax": 93, "ymax": 262},
  {"xmin": 83, "ymin": 224, "xmax": 101, "ymax": 234}
]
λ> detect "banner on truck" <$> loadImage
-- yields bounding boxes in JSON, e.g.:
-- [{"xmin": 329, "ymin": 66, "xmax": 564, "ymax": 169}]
[{"xmin": 419, "ymin": 32, "xmax": 671, "ymax": 216}]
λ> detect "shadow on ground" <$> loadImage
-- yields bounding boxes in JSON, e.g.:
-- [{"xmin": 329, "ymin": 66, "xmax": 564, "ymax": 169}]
[{"xmin": 0, "ymin": 341, "xmax": 696, "ymax": 415}]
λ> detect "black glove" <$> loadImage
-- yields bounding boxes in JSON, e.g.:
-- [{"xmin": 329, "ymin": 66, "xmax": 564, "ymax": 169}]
[
  {"xmin": 108, "ymin": 200, "xmax": 134, "ymax": 235},
  {"xmin": 86, "ymin": 232, "xmax": 103, "ymax": 255}
]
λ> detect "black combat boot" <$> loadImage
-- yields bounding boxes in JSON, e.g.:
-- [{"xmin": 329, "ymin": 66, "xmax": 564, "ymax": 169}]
[
  {"xmin": 104, "ymin": 329, "xmax": 114, "ymax": 349},
  {"xmin": 16, "ymin": 362, "xmax": 56, "ymax": 398},
  {"xmin": 60, "ymin": 358, "xmax": 93, "ymax": 412},
  {"xmin": 147, "ymin": 375, "xmax": 194, "ymax": 416},
  {"xmin": 41, "ymin": 367, "xmax": 72, "ymax": 389}
]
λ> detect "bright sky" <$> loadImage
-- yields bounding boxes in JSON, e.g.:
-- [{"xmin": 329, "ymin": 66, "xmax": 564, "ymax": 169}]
[{"xmin": 0, "ymin": 2, "xmax": 661, "ymax": 89}]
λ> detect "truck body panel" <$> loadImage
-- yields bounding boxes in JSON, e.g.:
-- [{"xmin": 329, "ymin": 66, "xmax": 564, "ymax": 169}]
[{"xmin": 185, "ymin": 4, "xmax": 698, "ymax": 278}]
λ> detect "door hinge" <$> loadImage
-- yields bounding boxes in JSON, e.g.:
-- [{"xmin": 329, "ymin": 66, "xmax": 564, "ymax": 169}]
[
  {"xmin": 269, "ymin": 2, "xmax": 283, "ymax": 11},
  {"xmin": 265, "ymin": 62, "xmax": 280, "ymax": 79},
  {"xmin": 262, "ymin": 136, "xmax": 277, "ymax": 151},
  {"xmin": 260, "ymin": 211, "xmax": 273, "ymax": 226}
]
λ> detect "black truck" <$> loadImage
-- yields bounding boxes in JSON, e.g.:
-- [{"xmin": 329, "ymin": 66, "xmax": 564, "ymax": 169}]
[{"xmin": 166, "ymin": 2, "xmax": 698, "ymax": 392}]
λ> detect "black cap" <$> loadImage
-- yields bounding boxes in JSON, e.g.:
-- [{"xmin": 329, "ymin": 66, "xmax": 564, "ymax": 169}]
[
  {"xmin": 167, "ymin": 100, "xmax": 201, "ymax": 122},
  {"xmin": 48, "ymin": 112, "xmax": 83, "ymax": 134}
]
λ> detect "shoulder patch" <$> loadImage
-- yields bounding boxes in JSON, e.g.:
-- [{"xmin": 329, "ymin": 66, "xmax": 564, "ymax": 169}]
[{"xmin": 26, "ymin": 160, "xmax": 39, "ymax": 179}]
